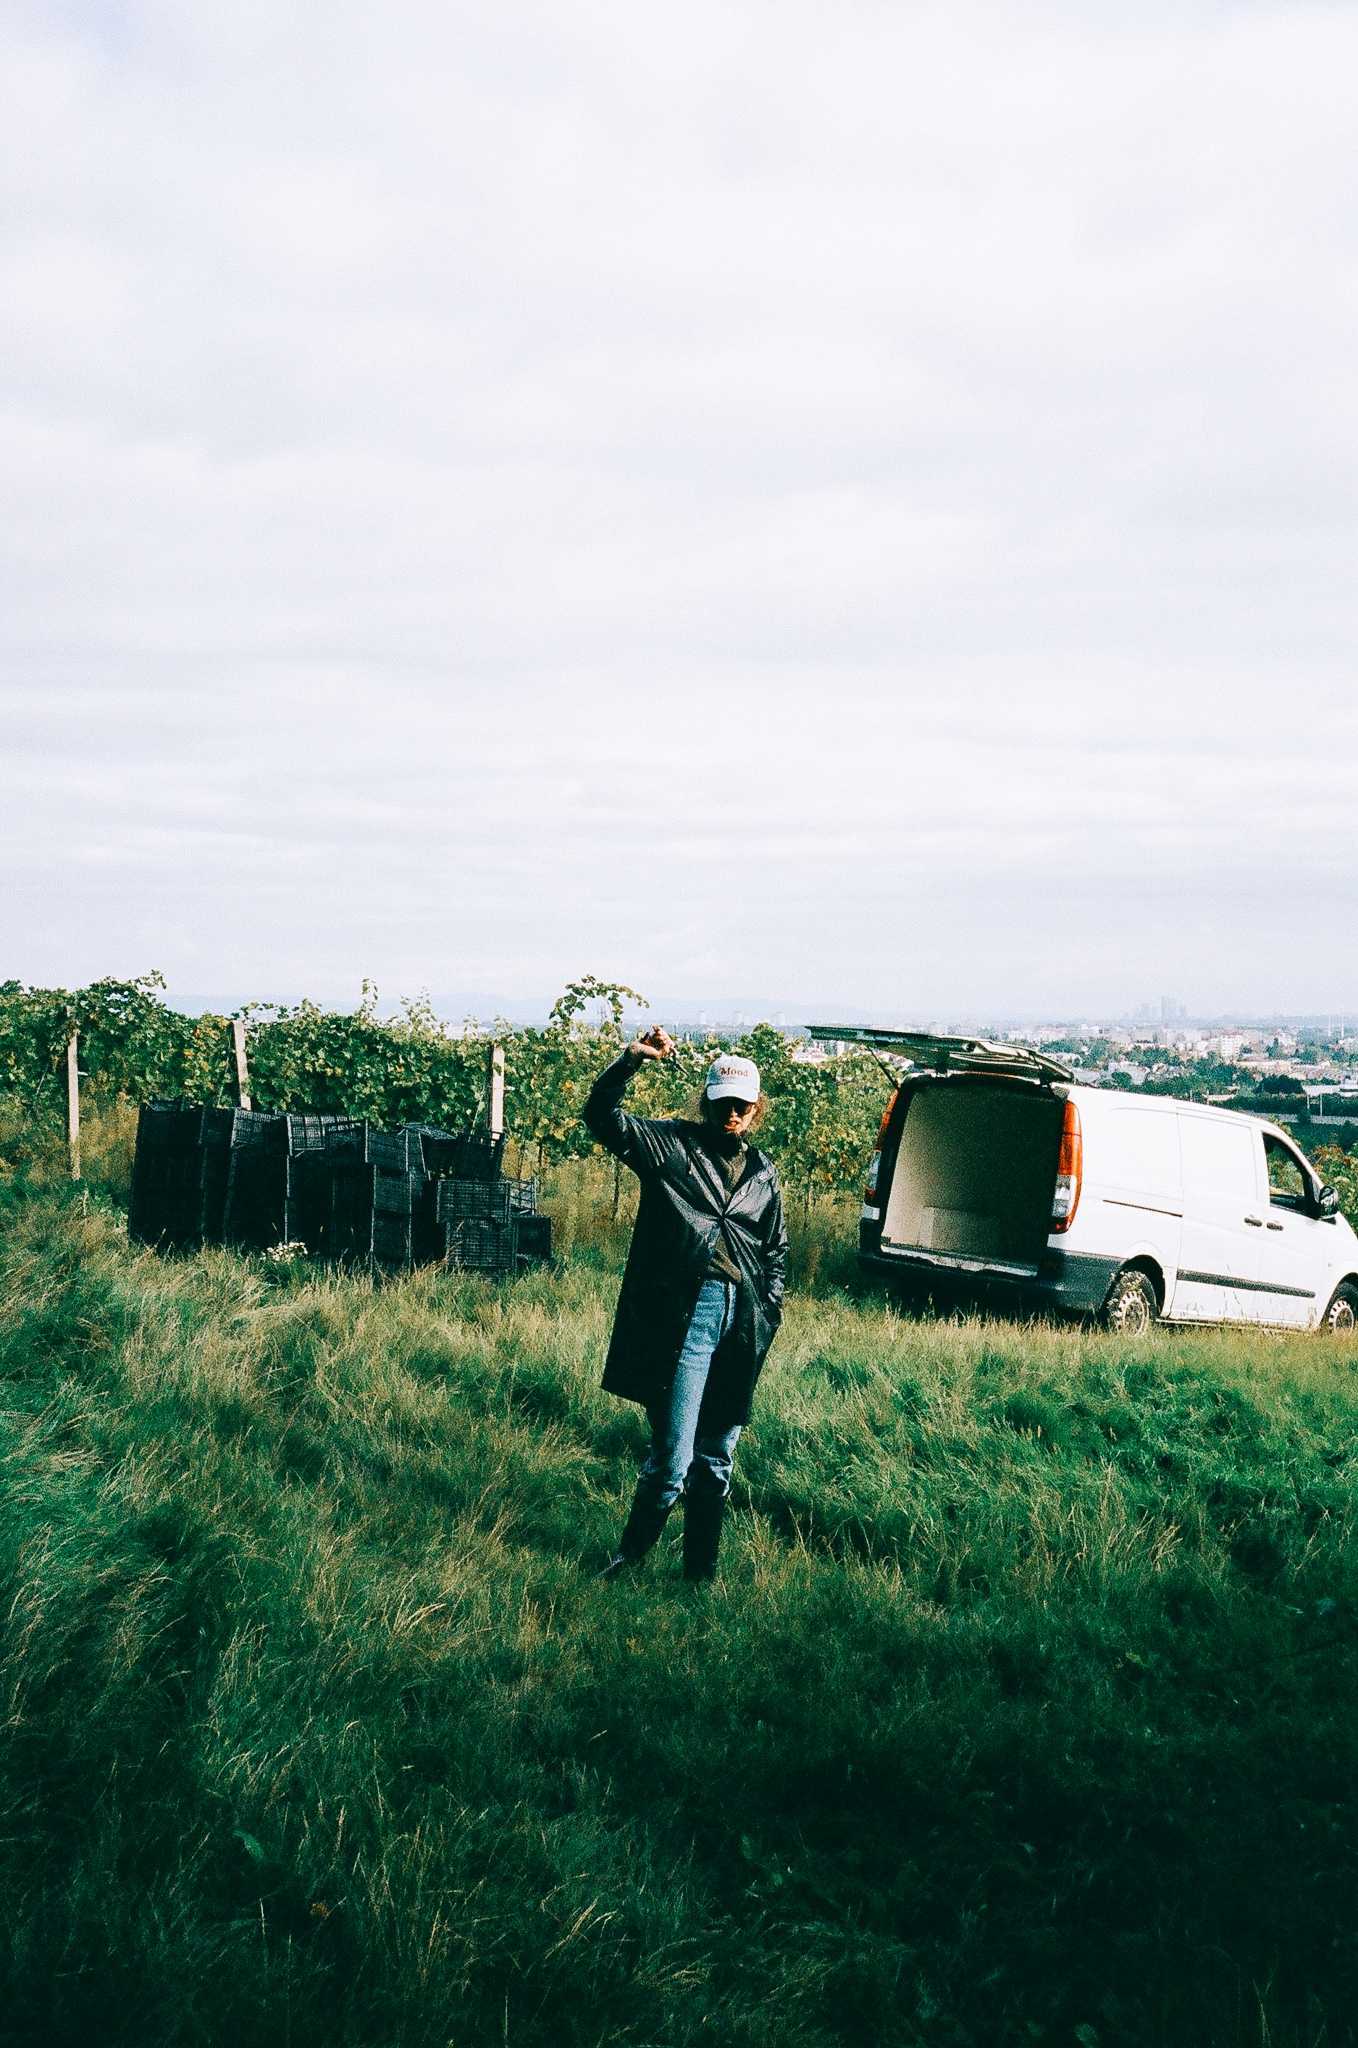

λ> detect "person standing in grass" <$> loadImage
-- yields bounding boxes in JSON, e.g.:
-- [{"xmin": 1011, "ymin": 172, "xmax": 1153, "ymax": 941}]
[{"xmin": 584, "ymin": 1024, "xmax": 788, "ymax": 1583}]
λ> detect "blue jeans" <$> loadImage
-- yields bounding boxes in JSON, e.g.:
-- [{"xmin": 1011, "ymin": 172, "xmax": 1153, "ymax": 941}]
[{"xmin": 634, "ymin": 1279, "xmax": 743, "ymax": 1511}]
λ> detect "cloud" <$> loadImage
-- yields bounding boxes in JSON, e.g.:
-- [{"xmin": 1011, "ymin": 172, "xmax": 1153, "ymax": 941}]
[{"xmin": 3, "ymin": 0, "xmax": 1357, "ymax": 1016}]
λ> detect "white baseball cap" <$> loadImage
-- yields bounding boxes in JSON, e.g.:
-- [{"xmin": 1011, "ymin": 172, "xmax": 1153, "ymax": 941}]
[{"xmin": 705, "ymin": 1053, "xmax": 761, "ymax": 1102}]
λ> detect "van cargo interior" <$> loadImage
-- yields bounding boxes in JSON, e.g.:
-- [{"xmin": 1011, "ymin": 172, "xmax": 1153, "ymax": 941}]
[{"xmin": 881, "ymin": 1082, "xmax": 1064, "ymax": 1270}]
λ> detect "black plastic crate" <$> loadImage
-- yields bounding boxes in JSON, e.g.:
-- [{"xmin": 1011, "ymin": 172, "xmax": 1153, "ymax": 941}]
[
  {"xmin": 136, "ymin": 1098, "xmax": 184, "ymax": 1135},
  {"xmin": 129, "ymin": 1163, "xmax": 180, "ymax": 1247},
  {"xmin": 134, "ymin": 1100, "xmax": 194, "ymax": 1153},
  {"xmin": 317, "ymin": 1162, "xmax": 421, "ymax": 1262},
  {"xmin": 320, "ymin": 1123, "xmax": 420, "ymax": 1171},
  {"xmin": 421, "ymin": 1131, "xmax": 505, "ymax": 1180},
  {"xmin": 129, "ymin": 1104, "xmax": 180, "ymax": 1238},
  {"xmin": 222, "ymin": 1150, "xmax": 321, "ymax": 1251},
  {"xmin": 199, "ymin": 1107, "xmax": 236, "ymax": 1151},
  {"xmin": 221, "ymin": 1151, "xmax": 281, "ymax": 1250},
  {"xmin": 413, "ymin": 1189, "xmax": 445, "ymax": 1267},
  {"xmin": 129, "ymin": 1185, "xmax": 180, "ymax": 1248},
  {"xmin": 136, "ymin": 1100, "xmax": 230, "ymax": 1156},
  {"xmin": 132, "ymin": 1146, "xmax": 201, "ymax": 1203},
  {"xmin": 407, "ymin": 1123, "xmax": 456, "ymax": 1176},
  {"xmin": 367, "ymin": 1127, "xmax": 419, "ymax": 1172},
  {"xmin": 322, "ymin": 1163, "xmax": 376, "ymax": 1262},
  {"xmin": 436, "ymin": 1178, "xmax": 512, "ymax": 1225},
  {"xmin": 286, "ymin": 1113, "xmax": 354, "ymax": 1156},
  {"xmin": 320, "ymin": 1124, "xmax": 366, "ymax": 1160},
  {"xmin": 130, "ymin": 1147, "xmax": 229, "ymax": 1249},
  {"xmin": 287, "ymin": 1152, "xmax": 329, "ymax": 1251},
  {"xmin": 506, "ymin": 1176, "xmax": 539, "ymax": 1215},
  {"xmin": 442, "ymin": 1214, "xmax": 518, "ymax": 1274},
  {"xmin": 129, "ymin": 1114, "xmax": 176, "ymax": 1244},
  {"xmin": 515, "ymin": 1213, "xmax": 553, "ymax": 1265},
  {"xmin": 374, "ymin": 1169, "xmax": 423, "ymax": 1217},
  {"xmin": 230, "ymin": 1109, "xmax": 288, "ymax": 1153},
  {"xmin": 418, "ymin": 1129, "xmax": 458, "ymax": 1176},
  {"xmin": 202, "ymin": 1148, "xmax": 231, "ymax": 1241},
  {"xmin": 372, "ymin": 1213, "xmax": 415, "ymax": 1270}
]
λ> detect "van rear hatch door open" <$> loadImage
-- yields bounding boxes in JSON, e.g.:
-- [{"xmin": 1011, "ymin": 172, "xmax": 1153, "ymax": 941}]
[
  {"xmin": 807, "ymin": 1026, "xmax": 1069, "ymax": 1277},
  {"xmin": 805, "ymin": 1025, "xmax": 1074, "ymax": 1085}
]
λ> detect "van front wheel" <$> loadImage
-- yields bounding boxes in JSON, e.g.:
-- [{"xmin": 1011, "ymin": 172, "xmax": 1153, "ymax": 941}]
[
  {"xmin": 1101, "ymin": 1269, "xmax": 1158, "ymax": 1334},
  {"xmin": 1320, "ymin": 1283, "xmax": 1358, "ymax": 1336}
]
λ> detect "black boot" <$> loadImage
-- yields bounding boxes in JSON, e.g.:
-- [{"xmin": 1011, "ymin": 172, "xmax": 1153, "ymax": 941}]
[
  {"xmin": 596, "ymin": 1492, "xmax": 674, "ymax": 1579},
  {"xmin": 682, "ymin": 1485, "xmax": 727, "ymax": 1583}
]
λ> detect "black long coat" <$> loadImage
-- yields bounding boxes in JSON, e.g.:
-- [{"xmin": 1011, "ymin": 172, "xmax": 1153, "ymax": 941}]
[{"xmin": 583, "ymin": 1053, "xmax": 789, "ymax": 1431}]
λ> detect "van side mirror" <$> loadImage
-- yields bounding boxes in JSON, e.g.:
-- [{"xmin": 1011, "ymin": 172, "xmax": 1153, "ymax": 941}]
[{"xmin": 1319, "ymin": 1185, "xmax": 1340, "ymax": 1218}]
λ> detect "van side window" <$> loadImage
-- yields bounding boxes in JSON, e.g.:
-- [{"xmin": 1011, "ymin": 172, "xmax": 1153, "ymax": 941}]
[{"xmin": 1263, "ymin": 1134, "xmax": 1309, "ymax": 1212}]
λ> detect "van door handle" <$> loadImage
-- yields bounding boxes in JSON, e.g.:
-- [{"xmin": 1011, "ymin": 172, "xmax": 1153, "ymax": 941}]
[
  {"xmin": 1266, "ymin": 1221, "xmax": 1284, "ymax": 1232},
  {"xmin": 1244, "ymin": 1215, "xmax": 1263, "ymax": 1227}
]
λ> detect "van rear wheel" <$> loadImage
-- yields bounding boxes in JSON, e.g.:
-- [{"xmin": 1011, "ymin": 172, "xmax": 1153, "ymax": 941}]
[
  {"xmin": 1101, "ymin": 1268, "xmax": 1158, "ymax": 1334},
  {"xmin": 1320, "ymin": 1283, "xmax": 1358, "ymax": 1335}
]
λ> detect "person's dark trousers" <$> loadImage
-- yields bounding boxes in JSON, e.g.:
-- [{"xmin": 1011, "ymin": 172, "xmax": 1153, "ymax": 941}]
[{"xmin": 682, "ymin": 1468, "xmax": 726, "ymax": 1581}]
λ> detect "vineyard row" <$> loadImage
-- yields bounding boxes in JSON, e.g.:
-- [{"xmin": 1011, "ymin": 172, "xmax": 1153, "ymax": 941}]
[{"xmin": 0, "ymin": 973, "xmax": 887, "ymax": 1201}]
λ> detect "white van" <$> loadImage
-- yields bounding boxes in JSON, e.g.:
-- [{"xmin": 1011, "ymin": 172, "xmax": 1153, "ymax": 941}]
[{"xmin": 810, "ymin": 1026, "xmax": 1358, "ymax": 1335}]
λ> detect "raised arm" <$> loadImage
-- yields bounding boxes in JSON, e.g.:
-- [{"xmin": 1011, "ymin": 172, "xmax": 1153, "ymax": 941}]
[{"xmin": 582, "ymin": 1025, "xmax": 680, "ymax": 1178}]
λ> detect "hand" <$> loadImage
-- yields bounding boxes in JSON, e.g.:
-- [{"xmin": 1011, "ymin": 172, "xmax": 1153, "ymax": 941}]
[{"xmin": 628, "ymin": 1024, "xmax": 677, "ymax": 1062}]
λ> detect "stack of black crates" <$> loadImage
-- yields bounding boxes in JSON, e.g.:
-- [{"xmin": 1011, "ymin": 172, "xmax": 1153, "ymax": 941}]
[
  {"xmin": 128, "ymin": 1102, "xmax": 239, "ymax": 1251},
  {"xmin": 130, "ymin": 1103, "xmax": 551, "ymax": 1276}
]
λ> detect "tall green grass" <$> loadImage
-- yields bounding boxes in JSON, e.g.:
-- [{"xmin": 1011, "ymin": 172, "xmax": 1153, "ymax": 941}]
[{"xmin": 1, "ymin": 1117, "xmax": 1357, "ymax": 2045}]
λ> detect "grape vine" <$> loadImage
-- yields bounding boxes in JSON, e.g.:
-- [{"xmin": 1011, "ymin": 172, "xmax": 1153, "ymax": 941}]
[{"xmin": 0, "ymin": 974, "xmax": 887, "ymax": 1201}]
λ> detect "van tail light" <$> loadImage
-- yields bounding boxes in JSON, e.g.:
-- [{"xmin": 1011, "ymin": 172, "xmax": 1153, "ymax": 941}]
[
  {"xmin": 864, "ymin": 1090, "xmax": 899, "ymax": 1204},
  {"xmin": 1050, "ymin": 1099, "xmax": 1083, "ymax": 1234}
]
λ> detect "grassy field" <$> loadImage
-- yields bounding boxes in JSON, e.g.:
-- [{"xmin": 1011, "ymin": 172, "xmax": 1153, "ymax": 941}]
[{"xmin": 2, "ymin": 1117, "xmax": 1358, "ymax": 2046}]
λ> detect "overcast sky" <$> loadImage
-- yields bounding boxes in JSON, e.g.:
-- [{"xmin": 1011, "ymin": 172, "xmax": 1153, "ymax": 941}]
[{"xmin": 4, "ymin": 0, "xmax": 1356, "ymax": 1024}]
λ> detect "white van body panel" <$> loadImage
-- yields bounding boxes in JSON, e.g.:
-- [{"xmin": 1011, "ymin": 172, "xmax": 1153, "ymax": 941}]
[
  {"xmin": 1063, "ymin": 1087, "xmax": 1358, "ymax": 1328},
  {"xmin": 1066, "ymin": 1090, "xmax": 1358, "ymax": 1328},
  {"xmin": 1058, "ymin": 1090, "xmax": 1183, "ymax": 1264},
  {"xmin": 1170, "ymin": 1109, "xmax": 1266, "ymax": 1323}
]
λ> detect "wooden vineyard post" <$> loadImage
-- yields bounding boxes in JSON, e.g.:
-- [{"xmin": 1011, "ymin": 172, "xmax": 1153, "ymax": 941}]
[
  {"xmin": 66, "ymin": 1030, "xmax": 81, "ymax": 1181},
  {"xmin": 486, "ymin": 1041, "xmax": 505, "ymax": 1141},
  {"xmin": 230, "ymin": 1019, "xmax": 252, "ymax": 1110}
]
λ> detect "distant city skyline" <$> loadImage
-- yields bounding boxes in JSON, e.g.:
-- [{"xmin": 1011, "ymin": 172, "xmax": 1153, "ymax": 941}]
[{"xmin": 107, "ymin": 978, "xmax": 1358, "ymax": 1041}]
